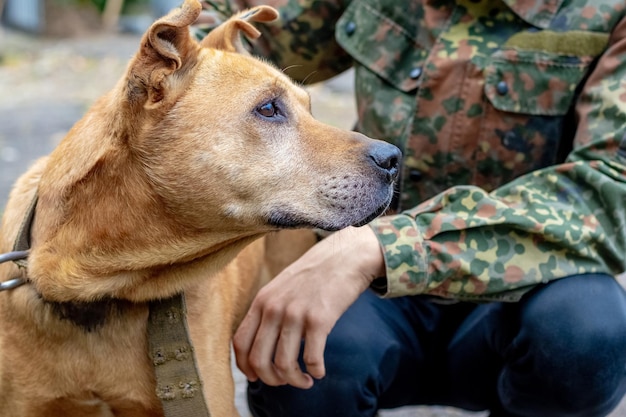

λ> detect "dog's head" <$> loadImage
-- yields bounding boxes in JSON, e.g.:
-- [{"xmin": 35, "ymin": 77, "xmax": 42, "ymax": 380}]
[
  {"xmin": 126, "ymin": 0, "xmax": 400, "ymax": 232},
  {"xmin": 29, "ymin": 0, "xmax": 400, "ymax": 301}
]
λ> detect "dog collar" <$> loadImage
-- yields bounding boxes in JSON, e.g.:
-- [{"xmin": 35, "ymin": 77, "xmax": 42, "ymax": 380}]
[{"xmin": 13, "ymin": 191, "xmax": 38, "ymax": 265}]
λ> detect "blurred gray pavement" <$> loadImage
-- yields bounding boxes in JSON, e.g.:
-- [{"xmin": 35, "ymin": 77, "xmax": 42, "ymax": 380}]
[{"xmin": 1, "ymin": 25, "xmax": 625, "ymax": 417}]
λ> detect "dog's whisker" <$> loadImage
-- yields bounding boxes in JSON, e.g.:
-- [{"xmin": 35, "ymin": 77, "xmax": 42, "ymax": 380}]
[
  {"xmin": 281, "ymin": 64, "xmax": 303, "ymax": 75},
  {"xmin": 301, "ymin": 71, "xmax": 319, "ymax": 85}
]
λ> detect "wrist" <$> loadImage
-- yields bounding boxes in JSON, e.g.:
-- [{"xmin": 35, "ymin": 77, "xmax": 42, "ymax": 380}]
[{"xmin": 338, "ymin": 225, "xmax": 386, "ymax": 285}]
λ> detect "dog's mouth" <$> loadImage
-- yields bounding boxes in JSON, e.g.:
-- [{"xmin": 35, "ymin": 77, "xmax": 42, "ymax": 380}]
[
  {"xmin": 351, "ymin": 200, "xmax": 391, "ymax": 228},
  {"xmin": 266, "ymin": 193, "xmax": 393, "ymax": 232}
]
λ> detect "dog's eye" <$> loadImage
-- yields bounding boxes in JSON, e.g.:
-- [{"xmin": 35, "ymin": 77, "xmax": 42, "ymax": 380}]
[
  {"xmin": 257, "ymin": 101, "xmax": 277, "ymax": 118},
  {"xmin": 254, "ymin": 99, "xmax": 287, "ymax": 122}
]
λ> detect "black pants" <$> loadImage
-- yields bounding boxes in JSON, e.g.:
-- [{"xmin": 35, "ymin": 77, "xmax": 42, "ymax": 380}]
[{"xmin": 248, "ymin": 274, "xmax": 626, "ymax": 416}]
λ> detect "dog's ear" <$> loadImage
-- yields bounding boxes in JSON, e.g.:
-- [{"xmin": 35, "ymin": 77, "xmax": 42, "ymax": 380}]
[
  {"xmin": 130, "ymin": 0, "xmax": 202, "ymax": 107},
  {"xmin": 148, "ymin": 0, "xmax": 202, "ymax": 70},
  {"xmin": 199, "ymin": 6, "xmax": 278, "ymax": 54}
]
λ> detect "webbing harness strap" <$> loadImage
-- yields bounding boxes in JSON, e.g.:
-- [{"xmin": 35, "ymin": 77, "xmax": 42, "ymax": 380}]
[{"xmin": 148, "ymin": 294, "xmax": 211, "ymax": 417}]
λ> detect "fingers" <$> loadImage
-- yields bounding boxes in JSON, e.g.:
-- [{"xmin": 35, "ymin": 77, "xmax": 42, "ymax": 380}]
[
  {"xmin": 233, "ymin": 304, "xmax": 262, "ymax": 382},
  {"xmin": 246, "ymin": 310, "xmax": 285, "ymax": 386},
  {"xmin": 302, "ymin": 319, "xmax": 327, "ymax": 380},
  {"xmin": 235, "ymin": 298, "xmax": 319, "ymax": 389},
  {"xmin": 273, "ymin": 315, "xmax": 313, "ymax": 389}
]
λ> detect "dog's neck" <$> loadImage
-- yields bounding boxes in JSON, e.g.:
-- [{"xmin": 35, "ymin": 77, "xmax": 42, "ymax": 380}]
[{"xmin": 27, "ymin": 189, "xmax": 263, "ymax": 303}]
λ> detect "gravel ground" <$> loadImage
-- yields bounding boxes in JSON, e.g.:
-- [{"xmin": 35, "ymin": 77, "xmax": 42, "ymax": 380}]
[{"xmin": 1, "ymin": 24, "xmax": 625, "ymax": 417}]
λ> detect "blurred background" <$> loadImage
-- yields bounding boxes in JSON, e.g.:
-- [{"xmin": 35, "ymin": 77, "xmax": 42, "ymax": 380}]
[
  {"xmin": 1, "ymin": 1, "xmax": 625, "ymax": 416},
  {"xmin": 1, "ymin": 0, "xmax": 180, "ymax": 35}
]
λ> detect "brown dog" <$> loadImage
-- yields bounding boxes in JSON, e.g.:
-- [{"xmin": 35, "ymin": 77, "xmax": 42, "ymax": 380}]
[{"xmin": 0, "ymin": 1, "xmax": 400, "ymax": 416}]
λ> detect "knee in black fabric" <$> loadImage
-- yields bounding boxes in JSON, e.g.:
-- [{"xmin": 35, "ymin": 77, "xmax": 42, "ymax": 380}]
[
  {"xmin": 518, "ymin": 274, "xmax": 626, "ymax": 371},
  {"xmin": 500, "ymin": 274, "xmax": 626, "ymax": 416}
]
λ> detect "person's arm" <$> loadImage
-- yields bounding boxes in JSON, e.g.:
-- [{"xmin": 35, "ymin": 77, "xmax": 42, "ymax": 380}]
[
  {"xmin": 234, "ymin": 225, "xmax": 384, "ymax": 389},
  {"xmin": 198, "ymin": 0, "xmax": 353, "ymax": 83},
  {"xmin": 369, "ymin": 15, "xmax": 626, "ymax": 301}
]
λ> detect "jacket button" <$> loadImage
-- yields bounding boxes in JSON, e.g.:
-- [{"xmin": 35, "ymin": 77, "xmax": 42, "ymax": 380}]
[
  {"xmin": 345, "ymin": 21, "xmax": 356, "ymax": 36},
  {"xmin": 496, "ymin": 81, "xmax": 509, "ymax": 95},
  {"xmin": 409, "ymin": 67, "xmax": 422, "ymax": 80},
  {"xmin": 408, "ymin": 169, "xmax": 423, "ymax": 181}
]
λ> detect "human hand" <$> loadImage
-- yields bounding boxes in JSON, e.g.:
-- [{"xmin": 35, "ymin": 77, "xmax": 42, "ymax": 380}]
[{"xmin": 233, "ymin": 225, "xmax": 386, "ymax": 389}]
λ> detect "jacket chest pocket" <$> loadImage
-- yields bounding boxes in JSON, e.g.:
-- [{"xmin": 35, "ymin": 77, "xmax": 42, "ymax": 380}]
[{"xmin": 475, "ymin": 44, "xmax": 602, "ymax": 190}]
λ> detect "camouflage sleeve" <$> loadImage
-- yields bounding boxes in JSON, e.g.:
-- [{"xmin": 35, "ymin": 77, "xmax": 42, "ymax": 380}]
[
  {"xmin": 197, "ymin": 0, "xmax": 353, "ymax": 83},
  {"xmin": 369, "ymin": 15, "xmax": 626, "ymax": 302}
]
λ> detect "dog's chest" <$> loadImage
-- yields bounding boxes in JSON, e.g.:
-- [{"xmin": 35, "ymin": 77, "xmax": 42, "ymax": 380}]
[{"xmin": 1, "ymin": 295, "xmax": 161, "ymax": 416}]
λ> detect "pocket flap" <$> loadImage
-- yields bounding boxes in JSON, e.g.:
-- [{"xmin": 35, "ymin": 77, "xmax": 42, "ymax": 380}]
[
  {"xmin": 335, "ymin": 0, "xmax": 425, "ymax": 92},
  {"xmin": 484, "ymin": 48, "xmax": 596, "ymax": 116}
]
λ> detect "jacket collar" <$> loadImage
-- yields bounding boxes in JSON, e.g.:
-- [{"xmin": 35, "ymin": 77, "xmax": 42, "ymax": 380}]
[{"xmin": 502, "ymin": 0, "xmax": 564, "ymax": 28}]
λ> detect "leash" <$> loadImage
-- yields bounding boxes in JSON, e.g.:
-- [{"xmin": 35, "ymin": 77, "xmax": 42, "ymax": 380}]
[
  {"xmin": 0, "ymin": 192, "xmax": 212, "ymax": 416},
  {"xmin": 0, "ymin": 192, "xmax": 37, "ymax": 291}
]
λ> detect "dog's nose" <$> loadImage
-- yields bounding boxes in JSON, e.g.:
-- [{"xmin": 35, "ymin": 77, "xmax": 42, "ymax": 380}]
[{"xmin": 369, "ymin": 142, "xmax": 401, "ymax": 182}]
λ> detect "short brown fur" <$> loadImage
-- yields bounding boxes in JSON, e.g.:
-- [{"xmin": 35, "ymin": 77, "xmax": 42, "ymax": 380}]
[{"xmin": 0, "ymin": 1, "xmax": 398, "ymax": 416}]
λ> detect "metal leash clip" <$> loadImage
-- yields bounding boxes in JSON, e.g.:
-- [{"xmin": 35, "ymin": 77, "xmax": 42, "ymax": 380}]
[{"xmin": 0, "ymin": 250, "xmax": 29, "ymax": 291}]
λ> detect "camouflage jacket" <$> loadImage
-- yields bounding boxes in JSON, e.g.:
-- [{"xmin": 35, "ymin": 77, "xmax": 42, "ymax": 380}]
[{"xmin": 200, "ymin": 0, "xmax": 626, "ymax": 301}]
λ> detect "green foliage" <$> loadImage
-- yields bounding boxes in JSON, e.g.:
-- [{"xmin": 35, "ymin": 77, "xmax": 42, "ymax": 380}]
[{"xmin": 88, "ymin": 0, "xmax": 150, "ymax": 13}]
